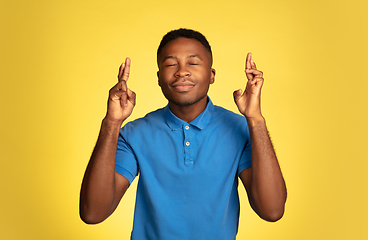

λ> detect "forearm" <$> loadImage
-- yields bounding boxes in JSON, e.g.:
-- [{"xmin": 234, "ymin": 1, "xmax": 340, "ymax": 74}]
[
  {"xmin": 79, "ymin": 118, "xmax": 123, "ymax": 224},
  {"xmin": 247, "ymin": 117, "xmax": 287, "ymax": 221}
]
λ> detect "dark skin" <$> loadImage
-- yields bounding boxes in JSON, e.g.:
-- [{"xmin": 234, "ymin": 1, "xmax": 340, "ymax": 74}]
[
  {"xmin": 157, "ymin": 38, "xmax": 215, "ymax": 122},
  {"xmin": 79, "ymin": 38, "xmax": 286, "ymax": 224},
  {"xmin": 234, "ymin": 52, "xmax": 287, "ymax": 221},
  {"xmin": 79, "ymin": 59, "xmax": 133, "ymax": 224}
]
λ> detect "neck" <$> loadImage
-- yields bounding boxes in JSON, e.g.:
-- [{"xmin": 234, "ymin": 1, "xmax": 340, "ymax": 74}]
[{"xmin": 168, "ymin": 97, "xmax": 208, "ymax": 123}]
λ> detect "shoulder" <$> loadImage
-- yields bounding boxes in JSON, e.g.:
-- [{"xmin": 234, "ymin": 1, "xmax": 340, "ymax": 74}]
[
  {"xmin": 120, "ymin": 107, "xmax": 166, "ymax": 135},
  {"xmin": 123, "ymin": 107, "xmax": 166, "ymax": 129},
  {"xmin": 211, "ymin": 105, "xmax": 247, "ymax": 125},
  {"xmin": 208, "ymin": 104, "xmax": 250, "ymax": 138}
]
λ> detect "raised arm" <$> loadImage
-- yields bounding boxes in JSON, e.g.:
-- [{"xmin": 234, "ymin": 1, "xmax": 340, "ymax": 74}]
[
  {"xmin": 79, "ymin": 58, "xmax": 136, "ymax": 224},
  {"xmin": 233, "ymin": 53, "xmax": 287, "ymax": 222}
]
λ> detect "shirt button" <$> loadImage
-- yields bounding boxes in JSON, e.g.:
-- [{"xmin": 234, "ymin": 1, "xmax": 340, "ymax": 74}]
[
  {"xmin": 185, "ymin": 141, "xmax": 190, "ymax": 146},
  {"xmin": 185, "ymin": 125, "xmax": 189, "ymax": 130}
]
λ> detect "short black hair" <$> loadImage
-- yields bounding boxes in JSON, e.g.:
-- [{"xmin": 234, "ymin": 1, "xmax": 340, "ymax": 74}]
[{"xmin": 157, "ymin": 28, "xmax": 212, "ymax": 60}]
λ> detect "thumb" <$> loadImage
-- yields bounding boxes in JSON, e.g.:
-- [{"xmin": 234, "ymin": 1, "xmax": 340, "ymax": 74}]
[
  {"xmin": 127, "ymin": 89, "xmax": 136, "ymax": 106},
  {"xmin": 233, "ymin": 89, "xmax": 242, "ymax": 103}
]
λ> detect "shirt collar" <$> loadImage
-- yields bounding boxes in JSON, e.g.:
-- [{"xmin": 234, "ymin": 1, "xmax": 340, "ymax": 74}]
[{"xmin": 164, "ymin": 96, "xmax": 214, "ymax": 131}]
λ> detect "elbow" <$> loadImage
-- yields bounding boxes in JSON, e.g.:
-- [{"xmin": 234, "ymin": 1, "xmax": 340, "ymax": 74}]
[
  {"xmin": 253, "ymin": 189, "xmax": 287, "ymax": 222},
  {"xmin": 80, "ymin": 214, "xmax": 103, "ymax": 225},
  {"xmin": 80, "ymin": 212, "xmax": 101, "ymax": 225},
  {"xmin": 79, "ymin": 205, "xmax": 107, "ymax": 225},
  {"xmin": 261, "ymin": 209, "xmax": 284, "ymax": 222},
  {"xmin": 258, "ymin": 206, "xmax": 285, "ymax": 222}
]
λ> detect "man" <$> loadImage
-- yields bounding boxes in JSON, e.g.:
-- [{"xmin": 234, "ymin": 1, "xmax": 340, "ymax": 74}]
[{"xmin": 80, "ymin": 29, "xmax": 287, "ymax": 239}]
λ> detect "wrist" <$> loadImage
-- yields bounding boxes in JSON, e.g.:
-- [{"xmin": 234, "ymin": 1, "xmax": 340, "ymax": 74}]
[
  {"xmin": 102, "ymin": 117, "xmax": 124, "ymax": 131},
  {"xmin": 246, "ymin": 115, "xmax": 265, "ymax": 128}
]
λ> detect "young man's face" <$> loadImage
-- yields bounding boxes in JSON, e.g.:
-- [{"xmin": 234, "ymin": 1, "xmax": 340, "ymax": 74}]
[{"xmin": 157, "ymin": 38, "xmax": 215, "ymax": 107}]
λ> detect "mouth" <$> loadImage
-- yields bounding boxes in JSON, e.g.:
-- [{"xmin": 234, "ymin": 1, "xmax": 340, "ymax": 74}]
[{"xmin": 171, "ymin": 81, "xmax": 195, "ymax": 92}]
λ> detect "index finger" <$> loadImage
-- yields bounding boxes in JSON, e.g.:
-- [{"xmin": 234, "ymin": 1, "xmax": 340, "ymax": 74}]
[
  {"xmin": 118, "ymin": 57, "xmax": 131, "ymax": 82},
  {"xmin": 250, "ymin": 58, "xmax": 257, "ymax": 70},
  {"xmin": 245, "ymin": 52, "xmax": 253, "ymax": 81},
  {"xmin": 246, "ymin": 52, "xmax": 252, "ymax": 70}
]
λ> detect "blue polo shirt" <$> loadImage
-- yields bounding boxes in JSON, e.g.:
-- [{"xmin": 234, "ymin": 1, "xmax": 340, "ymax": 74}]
[{"xmin": 115, "ymin": 97, "xmax": 252, "ymax": 240}]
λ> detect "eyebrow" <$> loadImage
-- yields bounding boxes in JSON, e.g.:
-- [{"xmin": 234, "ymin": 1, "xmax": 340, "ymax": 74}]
[
  {"xmin": 188, "ymin": 54, "xmax": 202, "ymax": 60},
  {"xmin": 163, "ymin": 54, "xmax": 202, "ymax": 61}
]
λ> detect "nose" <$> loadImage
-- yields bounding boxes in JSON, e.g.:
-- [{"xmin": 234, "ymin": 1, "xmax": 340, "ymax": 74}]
[{"xmin": 174, "ymin": 64, "xmax": 190, "ymax": 78}]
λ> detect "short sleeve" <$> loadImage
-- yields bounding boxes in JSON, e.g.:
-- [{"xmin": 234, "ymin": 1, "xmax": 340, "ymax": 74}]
[
  {"xmin": 115, "ymin": 127, "xmax": 139, "ymax": 184},
  {"xmin": 237, "ymin": 119, "xmax": 252, "ymax": 176},
  {"xmin": 237, "ymin": 140, "xmax": 252, "ymax": 176}
]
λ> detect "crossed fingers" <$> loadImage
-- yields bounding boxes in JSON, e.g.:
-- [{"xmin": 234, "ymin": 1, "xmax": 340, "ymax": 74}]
[
  {"xmin": 245, "ymin": 53, "xmax": 263, "ymax": 83},
  {"xmin": 118, "ymin": 57, "xmax": 131, "ymax": 81},
  {"xmin": 116, "ymin": 57, "xmax": 131, "ymax": 92}
]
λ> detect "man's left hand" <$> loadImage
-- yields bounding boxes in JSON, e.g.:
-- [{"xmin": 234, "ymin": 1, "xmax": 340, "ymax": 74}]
[{"xmin": 233, "ymin": 53, "xmax": 264, "ymax": 119}]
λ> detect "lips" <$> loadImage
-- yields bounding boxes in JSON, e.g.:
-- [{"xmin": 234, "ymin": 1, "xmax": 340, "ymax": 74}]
[{"xmin": 171, "ymin": 80, "xmax": 195, "ymax": 92}]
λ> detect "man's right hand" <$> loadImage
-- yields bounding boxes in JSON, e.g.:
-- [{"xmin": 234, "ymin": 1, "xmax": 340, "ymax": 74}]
[
  {"xmin": 105, "ymin": 57, "xmax": 136, "ymax": 124},
  {"xmin": 80, "ymin": 58, "xmax": 134, "ymax": 224}
]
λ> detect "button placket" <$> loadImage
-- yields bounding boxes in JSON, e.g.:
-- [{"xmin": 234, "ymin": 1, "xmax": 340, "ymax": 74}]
[{"xmin": 183, "ymin": 124, "xmax": 193, "ymax": 165}]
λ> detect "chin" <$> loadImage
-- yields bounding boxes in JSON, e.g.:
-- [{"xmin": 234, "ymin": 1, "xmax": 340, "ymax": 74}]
[{"xmin": 168, "ymin": 94, "xmax": 207, "ymax": 107}]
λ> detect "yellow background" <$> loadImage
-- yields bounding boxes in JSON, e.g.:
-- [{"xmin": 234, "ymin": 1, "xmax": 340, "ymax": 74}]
[{"xmin": 1, "ymin": 0, "xmax": 367, "ymax": 239}]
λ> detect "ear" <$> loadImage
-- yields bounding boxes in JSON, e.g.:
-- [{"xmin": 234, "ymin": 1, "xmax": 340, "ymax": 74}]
[
  {"xmin": 210, "ymin": 68, "xmax": 216, "ymax": 84},
  {"xmin": 157, "ymin": 71, "xmax": 161, "ymax": 86}
]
